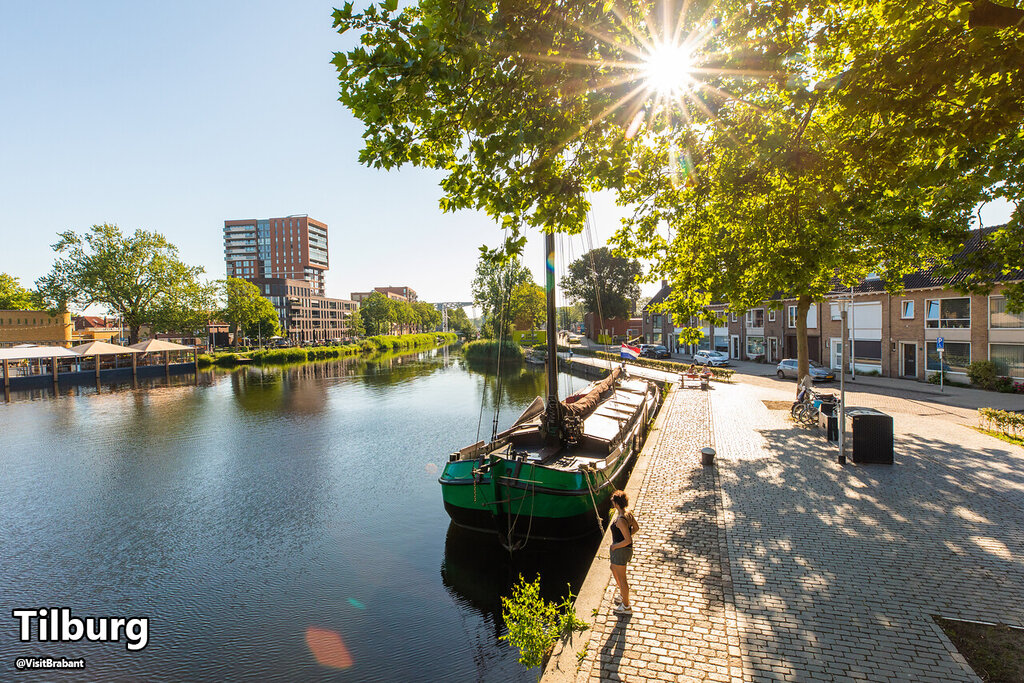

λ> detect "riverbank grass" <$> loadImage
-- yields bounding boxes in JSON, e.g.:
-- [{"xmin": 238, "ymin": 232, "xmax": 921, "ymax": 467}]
[{"xmin": 199, "ymin": 333, "xmax": 456, "ymax": 368}]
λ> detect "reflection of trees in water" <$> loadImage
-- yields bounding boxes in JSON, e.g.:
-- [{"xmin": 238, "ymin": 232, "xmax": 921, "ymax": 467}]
[
  {"xmin": 440, "ymin": 522, "xmax": 599, "ymax": 642},
  {"xmin": 227, "ymin": 347, "xmax": 455, "ymax": 412},
  {"xmin": 464, "ymin": 361, "xmax": 547, "ymax": 413}
]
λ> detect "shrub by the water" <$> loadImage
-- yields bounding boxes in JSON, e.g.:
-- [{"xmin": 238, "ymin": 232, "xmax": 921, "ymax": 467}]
[
  {"xmin": 199, "ymin": 333, "xmax": 456, "ymax": 368},
  {"xmin": 500, "ymin": 574, "xmax": 588, "ymax": 670},
  {"xmin": 463, "ymin": 339, "xmax": 525, "ymax": 363}
]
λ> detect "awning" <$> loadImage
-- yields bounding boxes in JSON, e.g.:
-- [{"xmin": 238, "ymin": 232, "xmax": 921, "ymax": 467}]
[
  {"xmin": 69, "ymin": 341, "xmax": 142, "ymax": 356},
  {"xmin": 128, "ymin": 339, "xmax": 195, "ymax": 352},
  {"xmin": 0, "ymin": 346, "xmax": 80, "ymax": 361}
]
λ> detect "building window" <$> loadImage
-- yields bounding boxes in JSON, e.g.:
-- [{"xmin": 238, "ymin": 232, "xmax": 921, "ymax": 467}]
[
  {"xmin": 990, "ymin": 343, "xmax": 1024, "ymax": 379},
  {"xmin": 746, "ymin": 336, "xmax": 765, "ymax": 358},
  {"xmin": 787, "ymin": 306, "xmax": 797, "ymax": 328},
  {"xmin": 925, "ymin": 297, "xmax": 970, "ymax": 329},
  {"xmin": 747, "ymin": 308, "xmax": 764, "ymax": 327},
  {"xmin": 990, "ymin": 296, "xmax": 1024, "ymax": 329},
  {"xmin": 901, "ymin": 300, "xmax": 914, "ymax": 319},
  {"xmin": 768, "ymin": 309, "xmax": 776, "ymax": 323},
  {"xmin": 830, "ymin": 303, "xmax": 841, "ymax": 321},
  {"xmin": 926, "ymin": 341, "xmax": 970, "ymax": 374}
]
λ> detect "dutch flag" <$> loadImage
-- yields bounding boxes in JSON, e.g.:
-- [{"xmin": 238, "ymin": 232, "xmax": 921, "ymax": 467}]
[{"xmin": 620, "ymin": 343, "xmax": 641, "ymax": 360}]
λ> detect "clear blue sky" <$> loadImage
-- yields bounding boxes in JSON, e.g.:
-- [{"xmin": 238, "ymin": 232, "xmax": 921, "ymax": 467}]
[
  {"xmin": 0, "ymin": 2, "xmax": 1011, "ymax": 309},
  {"xmin": 0, "ymin": 0, "xmax": 627, "ymax": 307}
]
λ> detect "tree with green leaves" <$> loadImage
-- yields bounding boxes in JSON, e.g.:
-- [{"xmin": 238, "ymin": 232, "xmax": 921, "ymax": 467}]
[
  {"xmin": 471, "ymin": 256, "xmax": 534, "ymax": 340},
  {"xmin": 36, "ymin": 224, "xmax": 206, "ymax": 344},
  {"xmin": 333, "ymin": 0, "xmax": 1023, "ymax": 382},
  {"xmin": 510, "ymin": 281, "xmax": 546, "ymax": 330},
  {"xmin": 413, "ymin": 300, "xmax": 441, "ymax": 332},
  {"xmin": 445, "ymin": 305, "xmax": 476, "ymax": 338},
  {"xmin": 347, "ymin": 307, "xmax": 366, "ymax": 338},
  {"xmin": 0, "ymin": 273, "xmax": 42, "ymax": 310},
  {"xmin": 151, "ymin": 278, "xmax": 223, "ymax": 338},
  {"xmin": 359, "ymin": 291, "xmax": 396, "ymax": 335},
  {"xmin": 562, "ymin": 247, "xmax": 641, "ymax": 319},
  {"xmin": 222, "ymin": 278, "xmax": 281, "ymax": 345}
]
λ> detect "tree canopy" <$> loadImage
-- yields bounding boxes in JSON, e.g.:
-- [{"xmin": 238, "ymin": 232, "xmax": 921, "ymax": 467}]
[
  {"xmin": 0, "ymin": 273, "xmax": 42, "ymax": 310},
  {"xmin": 359, "ymin": 291, "xmax": 396, "ymax": 335},
  {"xmin": 334, "ymin": 0, "xmax": 1024, "ymax": 376},
  {"xmin": 223, "ymin": 278, "xmax": 281, "ymax": 344},
  {"xmin": 36, "ymin": 224, "xmax": 206, "ymax": 344},
  {"xmin": 471, "ymin": 255, "xmax": 534, "ymax": 338},
  {"xmin": 562, "ymin": 247, "xmax": 641, "ymax": 319}
]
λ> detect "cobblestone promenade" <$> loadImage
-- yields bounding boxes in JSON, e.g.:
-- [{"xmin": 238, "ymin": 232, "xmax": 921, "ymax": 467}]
[{"xmin": 569, "ymin": 379, "xmax": 1024, "ymax": 682}]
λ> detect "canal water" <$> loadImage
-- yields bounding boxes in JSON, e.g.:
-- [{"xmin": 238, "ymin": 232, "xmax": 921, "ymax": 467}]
[{"xmin": 0, "ymin": 347, "xmax": 604, "ymax": 681}]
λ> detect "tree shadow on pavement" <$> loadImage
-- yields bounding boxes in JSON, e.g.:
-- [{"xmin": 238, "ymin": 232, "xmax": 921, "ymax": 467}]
[{"xmin": 718, "ymin": 416, "xmax": 1024, "ymax": 680}]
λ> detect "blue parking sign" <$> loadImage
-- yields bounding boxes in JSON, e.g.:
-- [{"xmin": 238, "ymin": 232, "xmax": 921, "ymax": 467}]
[{"xmin": 937, "ymin": 337, "xmax": 944, "ymax": 350}]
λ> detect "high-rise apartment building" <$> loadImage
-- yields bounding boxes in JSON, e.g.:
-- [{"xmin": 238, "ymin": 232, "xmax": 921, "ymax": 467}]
[
  {"xmin": 224, "ymin": 215, "xmax": 329, "ymax": 296},
  {"xmin": 224, "ymin": 215, "xmax": 356, "ymax": 343}
]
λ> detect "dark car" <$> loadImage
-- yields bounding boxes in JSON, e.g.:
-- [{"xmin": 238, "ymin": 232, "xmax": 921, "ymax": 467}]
[
  {"xmin": 776, "ymin": 358, "xmax": 835, "ymax": 382},
  {"xmin": 642, "ymin": 345, "xmax": 670, "ymax": 359}
]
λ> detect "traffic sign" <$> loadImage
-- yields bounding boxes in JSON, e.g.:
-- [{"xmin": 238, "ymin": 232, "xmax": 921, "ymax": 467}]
[{"xmin": 936, "ymin": 337, "xmax": 944, "ymax": 350}]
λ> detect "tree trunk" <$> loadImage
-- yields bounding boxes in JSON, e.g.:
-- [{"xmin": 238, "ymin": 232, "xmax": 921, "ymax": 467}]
[
  {"xmin": 130, "ymin": 325, "xmax": 140, "ymax": 345},
  {"xmin": 795, "ymin": 295, "xmax": 811, "ymax": 387}
]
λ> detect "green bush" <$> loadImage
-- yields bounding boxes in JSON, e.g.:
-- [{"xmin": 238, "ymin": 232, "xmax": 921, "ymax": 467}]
[
  {"xmin": 463, "ymin": 339, "xmax": 525, "ymax": 363},
  {"xmin": 967, "ymin": 361, "xmax": 1000, "ymax": 390},
  {"xmin": 500, "ymin": 575, "xmax": 589, "ymax": 671}
]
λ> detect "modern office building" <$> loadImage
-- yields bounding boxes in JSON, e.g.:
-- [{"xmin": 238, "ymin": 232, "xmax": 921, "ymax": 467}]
[{"xmin": 224, "ymin": 216, "xmax": 357, "ymax": 343}]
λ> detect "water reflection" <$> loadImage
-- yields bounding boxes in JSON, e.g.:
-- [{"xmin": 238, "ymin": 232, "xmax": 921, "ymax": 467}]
[
  {"xmin": 0, "ymin": 344, "xmax": 600, "ymax": 682},
  {"xmin": 441, "ymin": 523, "xmax": 600, "ymax": 641}
]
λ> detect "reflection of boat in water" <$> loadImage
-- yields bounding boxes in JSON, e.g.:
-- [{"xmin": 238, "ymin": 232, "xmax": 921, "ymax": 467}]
[
  {"xmin": 439, "ymin": 234, "xmax": 661, "ymax": 545},
  {"xmin": 440, "ymin": 522, "xmax": 599, "ymax": 637}
]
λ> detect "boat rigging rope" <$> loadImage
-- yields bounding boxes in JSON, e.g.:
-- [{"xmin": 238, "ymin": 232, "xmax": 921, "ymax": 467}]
[
  {"xmin": 582, "ymin": 466, "xmax": 607, "ymax": 536},
  {"xmin": 502, "ymin": 465, "xmax": 538, "ymax": 553}
]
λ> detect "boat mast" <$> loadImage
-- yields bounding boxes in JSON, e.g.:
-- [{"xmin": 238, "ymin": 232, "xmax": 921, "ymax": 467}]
[{"xmin": 544, "ymin": 230, "xmax": 561, "ymax": 442}]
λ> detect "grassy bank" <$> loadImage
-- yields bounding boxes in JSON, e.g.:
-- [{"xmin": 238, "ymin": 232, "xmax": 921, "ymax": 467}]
[
  {"xmin": 462, "ymin": 339, "xmax": 525, "ymax": 364},
  {"xmin": 198, "ymin": 333, "xmax": 457, "ymax": 368},
  {"xmin": 590, "ymin": 350, "xmax": 735, "ymax": 382}
]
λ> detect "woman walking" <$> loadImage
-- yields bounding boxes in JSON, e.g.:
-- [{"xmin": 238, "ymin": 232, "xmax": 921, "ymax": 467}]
[{"xmin": 609, "ymin": 490, "xmax": 639, "ymax": 615}]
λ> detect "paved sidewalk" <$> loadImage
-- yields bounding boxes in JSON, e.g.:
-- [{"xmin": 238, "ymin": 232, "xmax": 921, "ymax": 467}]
[
  {"xmin": 713, "ymin": 380, "xmax": 1024, "ymax": 681},
  {"xmin": 550, "ymin": 374, "xmax": 1023, "ymax": 682},
  {"xmin": 571, "ymin": 387, "xmax": 744, "ymax": 682}
]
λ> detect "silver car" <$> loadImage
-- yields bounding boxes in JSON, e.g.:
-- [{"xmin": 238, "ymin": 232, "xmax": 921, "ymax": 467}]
[{"xmin": 776, "ymin": 358, "xmax": 836, "ymax": 382}]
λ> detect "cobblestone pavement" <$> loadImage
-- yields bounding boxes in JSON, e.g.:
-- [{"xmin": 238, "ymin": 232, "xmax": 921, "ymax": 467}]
[
  {"xmin": 713, "ymin": 380, "xmax": 1024, "ymax": 682},
  {"xmin": 576, "ymin": 387, "xmax": 745, "ymax": 683}
]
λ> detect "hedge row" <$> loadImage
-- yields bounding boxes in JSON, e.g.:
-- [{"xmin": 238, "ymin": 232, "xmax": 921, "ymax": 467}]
[
  {"xmin": 198, "ymin": 333, "xmax": 457, "ymax": 368},
  {"xmin": 978, "ymin": 407, "xmax": 1024, "ymax": 438},
  {"xmin": 593, "ymin": 351, "xmax": 735, "ymax": 382}
]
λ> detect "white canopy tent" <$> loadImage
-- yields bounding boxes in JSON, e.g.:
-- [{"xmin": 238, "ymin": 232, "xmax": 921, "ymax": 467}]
[{"xmin": 1, "ymin": 346, "xmax": 79, "ymax": 387}]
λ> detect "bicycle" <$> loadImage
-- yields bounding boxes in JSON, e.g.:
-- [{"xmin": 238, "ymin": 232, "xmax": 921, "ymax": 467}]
[{"xmin": 791, "ymin": 388, "xmax": 837, "ymax": 425}]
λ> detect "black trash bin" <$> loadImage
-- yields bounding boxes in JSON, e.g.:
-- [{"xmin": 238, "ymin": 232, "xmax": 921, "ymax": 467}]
[
  {"xmin": 847, "ymin": 407, "xmax": 894, "ymax": 464},
  {"xmin": 818, "ymin": 410, "xmax": 839, "ymax": 442}
]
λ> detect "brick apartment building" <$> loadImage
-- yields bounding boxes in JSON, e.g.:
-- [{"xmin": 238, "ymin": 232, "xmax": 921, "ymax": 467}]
[
  {"xmin": 642, "ymin": 233, "xmax": 1024, "ymax": 383},
  {"xmin": 350, "ymin": 286, "xmax": 418, "ymax": 303},
  {"xmin": 223, "ymin": 216, "xmax": 358, "ymax": 343}
]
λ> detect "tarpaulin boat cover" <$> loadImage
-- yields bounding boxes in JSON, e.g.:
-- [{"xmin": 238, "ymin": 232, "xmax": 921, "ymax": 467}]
[{"xmin": 561, "ymin": 367, "xmax": 622, "ymax": 417}]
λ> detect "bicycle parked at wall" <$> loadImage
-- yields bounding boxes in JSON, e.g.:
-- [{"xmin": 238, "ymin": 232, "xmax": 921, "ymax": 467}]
[{"xmin": 791, "ymin": 388, "xmax": 838, "ymax": 425}]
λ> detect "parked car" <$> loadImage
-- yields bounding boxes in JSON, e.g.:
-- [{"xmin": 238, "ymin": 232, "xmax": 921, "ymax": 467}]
[
  {"xmin": 694, "ymin": 350, "xmax": 730, "ymax": 367},
  {"xmin": 776, "ymin": 358, "xmax": 836, "ymax": 382},
  {"xmin": 641, "ymin": 345, "xmax": 670, "ymax": 359}
]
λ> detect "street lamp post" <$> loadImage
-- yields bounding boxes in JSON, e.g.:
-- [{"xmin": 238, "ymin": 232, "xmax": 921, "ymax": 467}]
[{"xmin": 838, "ymin": 297, "xmax": 851, "ymax": 465}]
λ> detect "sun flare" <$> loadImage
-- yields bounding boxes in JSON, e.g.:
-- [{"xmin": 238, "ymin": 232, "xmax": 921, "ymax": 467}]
[{"xmin": 643, "ymin": 43, "xmax": 694, "ymax": 96}]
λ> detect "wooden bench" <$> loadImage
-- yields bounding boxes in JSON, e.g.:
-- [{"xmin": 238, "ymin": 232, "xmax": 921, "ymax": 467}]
[{"xmin": 681, "ymin": 373, "xmax": 711, "ymax": 390}]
